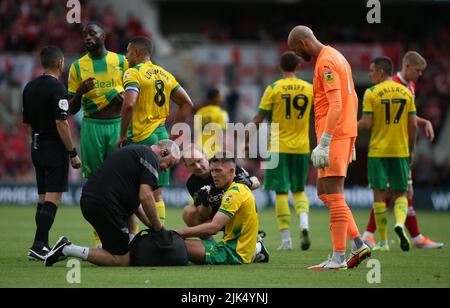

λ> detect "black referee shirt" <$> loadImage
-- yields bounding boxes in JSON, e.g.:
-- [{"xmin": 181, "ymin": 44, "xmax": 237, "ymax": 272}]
[
  {"xmin": 22, "ymin": 75, "xmax": 68, "ymax": 141},
  {"xmin": 82, "ymin": 145, "xmax": 160, "ymax": 217}
]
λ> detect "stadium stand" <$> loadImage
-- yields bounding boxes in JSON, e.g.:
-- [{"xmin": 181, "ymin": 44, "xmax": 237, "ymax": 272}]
[{"xmin": 0, "ymin": 0, "xmax": 449, "ymax": 189}]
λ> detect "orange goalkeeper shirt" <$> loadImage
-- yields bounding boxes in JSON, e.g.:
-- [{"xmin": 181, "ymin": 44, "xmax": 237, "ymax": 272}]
[{"xmin": 313, "ymin": 46, "xmax": 358, "ymax": 139}]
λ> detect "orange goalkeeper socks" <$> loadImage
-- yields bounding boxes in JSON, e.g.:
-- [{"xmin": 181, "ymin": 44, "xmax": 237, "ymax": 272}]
[
  {"xmin": 327, "ymin": 193, "xmax": 348, "ymax": 253},
  {"xmin": 319, "ymin": 194, "xmax": 328, "ymax": 205},
  {"xmin": 347, "ymin": 206, "xmax": 360, "ymax": 240}
]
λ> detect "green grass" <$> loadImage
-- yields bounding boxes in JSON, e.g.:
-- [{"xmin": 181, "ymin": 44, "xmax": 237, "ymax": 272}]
[{"xmin": 0, "ymin": 205, "xmax": 449, "ymax": 288}]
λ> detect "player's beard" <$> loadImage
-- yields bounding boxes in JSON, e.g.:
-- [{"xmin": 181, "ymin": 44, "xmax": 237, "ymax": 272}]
[
  {"xmin": 85, "ymin": 42, "xmax": 99, "ymax": 52},
  {"xmin": 128, "ymin": 58, "xmax": 137, "ymax": 68},
  {"xmin": 299, "ymin": 51, "xmax": 312, "ymax": 62}
]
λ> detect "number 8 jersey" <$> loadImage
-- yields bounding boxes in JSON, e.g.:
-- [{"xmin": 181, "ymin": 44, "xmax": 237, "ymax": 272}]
[
  {"xmin": 123, "ymin": 60, "xmax": 181, "ymax": 143},
  {"xmin": 362, "ymin": 79, "xmax": 416, "ymax": 157},
  {"xmin": 258, "ymin": 77, "xmax": 313, "ymax": 154}
]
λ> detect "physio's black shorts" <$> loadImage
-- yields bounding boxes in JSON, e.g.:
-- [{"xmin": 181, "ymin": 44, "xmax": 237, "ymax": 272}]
[
  {"xmin": 31, "ymin": 141, "xmax": 69, "ymax": 195},
  {"xmin": 80, "ymin": 194, "xmax": 130, "ymax": 255}
]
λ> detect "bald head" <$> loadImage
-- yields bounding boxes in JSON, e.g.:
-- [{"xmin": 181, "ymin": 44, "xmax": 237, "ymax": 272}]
[
  {"xmin": 181, "ymin": 144, "xmax": 210, "ymax": 177},
  {"xmin": 287, "ymin": 25, "xmax": 321, "ymax": 62},
  {"xmin": 150, "ymin": 140, "xmax": 180, "ymax": 171},
  {"xmin": 288, "ymin": 26, "xmax": 315, "ymax": 44}
]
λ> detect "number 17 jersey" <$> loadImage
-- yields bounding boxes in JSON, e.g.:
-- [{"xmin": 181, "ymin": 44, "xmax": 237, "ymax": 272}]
[
  {"xmin": 362, "ymin": 79, "xmax": 416, "ymax": 158},
  {"xmin": 123, "ymin": 60, "xmax": 180, "ymax": 142},
  {"xmin": 258, "ymin": 77, "xmax": 313, "ymax": 154}
]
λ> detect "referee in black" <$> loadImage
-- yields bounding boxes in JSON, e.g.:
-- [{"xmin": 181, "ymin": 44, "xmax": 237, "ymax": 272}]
[{"xmin": 23, "ymin": 46, "xmax": 81, "ymax": 261}]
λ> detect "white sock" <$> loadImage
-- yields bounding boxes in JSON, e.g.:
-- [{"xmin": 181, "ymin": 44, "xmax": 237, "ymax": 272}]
[
  {"xmin": 395, "ymin": 223, "xmax": 404, "ymax": 228},
  {"xmin": 350, "ymin": 240, "xmax": 357, "ymax": 251},
  {"xmin": 352, "ymin": 237, "xmax": 364, "ymax": 250},
  {"xmin": 299, "ymin": 212, "xmax": 309, "ymax": 230},
  {"xmin": 362, "ymin": 231, "xmax": 374, "ymax": 238},
  {"xmin": 332, "ymin": 252, "xmax": 345, "ymax": 264},
  {"xmin": 413, "ymin": 235, "xmax": 423, "ymax": 243},
  {"xmin": 380, "ymin": 240, "xmax": 388, "ymax": 246},
  {"xmin": 256, "ymin": 242, "xmax": 262, "ymax": 254},
  {"xmin": 63, "ymin": 244, "xmax": 89, "ymax": 260},
  {"xmin": 281, "ymin": 229, "xmax": 291, "ymax": 242}
]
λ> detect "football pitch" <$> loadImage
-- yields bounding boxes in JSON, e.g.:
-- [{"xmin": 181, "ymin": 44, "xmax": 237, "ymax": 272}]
[{"xmin": 0, "ymin": 205, "xmax": 449, "ymax": 288}]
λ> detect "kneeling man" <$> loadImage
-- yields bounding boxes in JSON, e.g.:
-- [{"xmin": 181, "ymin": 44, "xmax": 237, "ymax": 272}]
[{"xmin": 45, "ymin": 140, "xmax": 180, "ymax": 266}]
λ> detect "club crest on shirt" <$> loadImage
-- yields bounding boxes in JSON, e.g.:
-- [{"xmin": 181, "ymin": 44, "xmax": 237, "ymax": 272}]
[
  {"xmin": 58, "ymin": 99, "xmax": 69, "ymax": 111},
  {"xmin": 223, "ymin": 194, "xmax": 233, "ymax": 208},
  {"xmin": 323, "ymin": 69, "xmax": 334, "ymax": 83}
]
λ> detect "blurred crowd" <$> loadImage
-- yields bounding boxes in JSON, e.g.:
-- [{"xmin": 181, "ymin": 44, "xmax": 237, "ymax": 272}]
[
  {"xmin": 0, "ymin": 0, "xmax": 150, "ymax": 182},
  {"xmin": 0, "ymin": 0, "xmax": 149, "ymax": 54},
  {"xmin": 0, "ymin": 120, "xmax": 32, "ymax": 181},
  {"xmin": 0, "ymin": 0, "xmax": 449, "ymax": 187}
]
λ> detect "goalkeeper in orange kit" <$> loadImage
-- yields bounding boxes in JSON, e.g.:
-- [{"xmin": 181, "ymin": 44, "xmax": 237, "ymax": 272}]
[{"xmin": 288, "ymin": 25, "xmax": 371, "ymax": 270}]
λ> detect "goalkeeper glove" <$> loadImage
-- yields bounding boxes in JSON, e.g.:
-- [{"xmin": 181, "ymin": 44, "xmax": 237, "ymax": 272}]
[
  {"xmin": 193, "ymin": 185, "xmax": 211, "ymax": 207},
  {"xmin": 311, "ymin": 133, "xmax": 332, "ymax": 169}
]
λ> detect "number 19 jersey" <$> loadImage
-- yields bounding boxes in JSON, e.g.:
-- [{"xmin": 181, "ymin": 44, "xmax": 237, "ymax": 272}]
[
  {"xmin": 362, "ymin": 79, "xmax": 416, "ymax": 158},
  {"xmin": 258, "ymin": 77, "xmax": 313, "ymax": 154},
  {"xmin": 123, "ymin": 60, "xmax": 181, "ymax": 142}
]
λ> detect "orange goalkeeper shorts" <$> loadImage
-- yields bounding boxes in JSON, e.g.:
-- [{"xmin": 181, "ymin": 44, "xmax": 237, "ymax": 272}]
[{"xmin": 317, "ymin": 137, "xmax": 355, "ymax": 178}]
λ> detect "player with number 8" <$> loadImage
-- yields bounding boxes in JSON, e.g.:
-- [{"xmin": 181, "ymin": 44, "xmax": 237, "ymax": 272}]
[{"xmin": 118, "ymin": 37, "xmax": 194, "ymax": 225}]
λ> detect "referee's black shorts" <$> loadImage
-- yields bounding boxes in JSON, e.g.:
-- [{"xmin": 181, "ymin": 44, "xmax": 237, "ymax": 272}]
[
  {"xmin": 80, "ymin": 194, "xmax": 130, "ymax": 255},
  {"xmin": 31, "ymin": 140, "xmax": 69, "ymax": 195}
]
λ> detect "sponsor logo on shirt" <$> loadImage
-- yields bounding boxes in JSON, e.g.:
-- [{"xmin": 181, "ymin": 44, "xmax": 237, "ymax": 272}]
[{"xmin": 94, "ymin": 79, "xmax": 116, "ymax": 88}]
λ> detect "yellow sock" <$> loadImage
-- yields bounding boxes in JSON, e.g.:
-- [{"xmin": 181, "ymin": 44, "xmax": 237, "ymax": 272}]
[
  {"xmin": 128, "ymin": 214, "xmax": 140, "ymax": 235},
  {"xmin": 276, "ymin": 193, "xmax": 290, "ymax": 230},
  {"xmin": 293, "ymin": 191, "xmax": 309, "ymax": 215},
  {"xmin": 374, "ymin": 202, "xmax": 388, "ymax": 241},
  {"xmin": 394, "ymin": 196, "xmax": 408, "ymax": 227},
  {"xmin": 156, "ymin": 200, "xmax": 166, "ymax": 226},
  {"xmin": 293, "ymin": 191, "xmax": 309, "ymax": 230},
  {"xmin": 127, "ymin": 215, "xmax": 140, "ymax": 243},
  {"xmin": 93, "ymin": 229, "xmax": 101, "ymax": 245}
]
